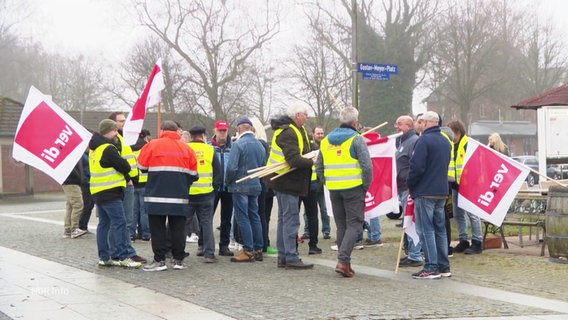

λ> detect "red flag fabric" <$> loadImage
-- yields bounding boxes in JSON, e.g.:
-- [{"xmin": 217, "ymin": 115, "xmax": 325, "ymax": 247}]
[
  {"xmin": 12, "ymin": 86, "xmax": 92, "ymax": 184},
  {"xmin": 363, "ymin": 132, "xmax": 401, "ymax": 222},
  {"xmin": 123, "ymin": 58, "xmax": 165, "ymax": 145},
  {"xmin": 457, "ymin": 138, "xmax": 530, "ymax": 226},
  {"xmin": 403, "ymin": 192, "xmax": 419, "ymax": 245}
]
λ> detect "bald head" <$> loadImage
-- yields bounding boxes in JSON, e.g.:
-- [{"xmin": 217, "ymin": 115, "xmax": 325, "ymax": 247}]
[{"xmin": 395, "ymin": 115, "xmax": 414, "ymax": 134}]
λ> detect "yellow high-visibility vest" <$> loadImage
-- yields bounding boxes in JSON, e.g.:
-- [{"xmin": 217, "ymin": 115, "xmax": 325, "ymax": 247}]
[
  {"xmin": 188, "ymin": 142, "xmax": 215, "ymax": 195},
  {"xmin": 89, "ymin": 144, "xmax": 126, "ymax": 195},
  {"xmin": 116, "ymin": 134, "xmax": 139, "ymax": 179},
  {"xmin": 320, "ymin": 135, "xmax": 362, "ymax": 190},
  {"xmin": 267, "ymin": 125, "xmax": 309, "ymax": 175},
  {"xmin": 441, "ymin": 131, "xmax": 456, "ymax": 182},
  {"xmin": 454, "ymin": 135, "xmax": 468, "ymax": 184},
  {"xmin": 132, "ymin": 150, "xmax": 147, "ymax": 183}
]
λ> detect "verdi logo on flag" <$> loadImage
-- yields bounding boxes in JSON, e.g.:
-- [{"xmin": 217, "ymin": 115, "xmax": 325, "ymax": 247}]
[
  {"xmin": 14, "ymin": 102, "xmax": 82, "ymax": 169},
  {"xmin": 457, "ymin": 138, "xmax": 529, "ymax": 226},
  {"xmin": 12, "ymin": 86, "xmax": 92, "ymax": 184}
]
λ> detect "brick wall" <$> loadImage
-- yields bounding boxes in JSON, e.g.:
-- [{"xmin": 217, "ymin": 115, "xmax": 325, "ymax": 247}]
[{"xmin": 2, "ymin": 144, "xmax": 61, "ymax": 194}]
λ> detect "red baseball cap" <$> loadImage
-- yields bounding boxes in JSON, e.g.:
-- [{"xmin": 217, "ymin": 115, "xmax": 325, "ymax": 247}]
[{"xmin": 214, "ymin": 120, "xmax": 229, "ymax": 130}]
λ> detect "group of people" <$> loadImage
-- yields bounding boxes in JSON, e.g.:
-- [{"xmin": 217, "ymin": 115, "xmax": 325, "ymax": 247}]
[{"xmin": 69, "ymin": 103, "xmax": 495, "ymax": 277}]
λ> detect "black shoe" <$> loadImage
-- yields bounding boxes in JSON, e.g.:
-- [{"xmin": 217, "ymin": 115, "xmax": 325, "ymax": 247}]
[
  {"xmin": 277, "ymin": 258, "xmax": 286, "ymax": 268},
  {"xmin": 285, "ymin": 259, "xmax": 314, "ymax": 270},
  {"xmin": 323, "ymin": 233, "xmax": 331, "ymax": 240},
  {"xmin": 454, "ymin": 240, "xmax": 470, "ymax": 253},
  {"xmin": 448, "ymin": 247, "xmax": 454, "ymax": 258},
  {"xmin": 464, "ymin": 240, "xmax": 482, "ymax": 254},
  {"xmin": 398, "ymin": 258, "xmax": 423, "ymax": 268},
  {"xmin": 219, "ymin": 246, "xmax": 234, "ymax": 256},
  {"xmin": 308, "ymin": 246, "xmax": 322, "ymax": 255},
  {"xmin": 300, "ymin": 233, "xmax": 310, "ymax": 240}
]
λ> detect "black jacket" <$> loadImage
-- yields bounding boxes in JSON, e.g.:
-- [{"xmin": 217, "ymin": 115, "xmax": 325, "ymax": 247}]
[
  {"xmin": 88, "ymin": 132, "xmax": 132, "ymax": 205},
  {"xmin": 263, "ymin": 116, "xmax": 314, "ymax": 197}
]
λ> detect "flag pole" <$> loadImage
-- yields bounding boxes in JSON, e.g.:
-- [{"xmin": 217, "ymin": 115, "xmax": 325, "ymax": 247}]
[
  {"xmin": 156, "ymin": 102, "xmax": 161, "ymax": 137},
  {"xmin": 394, "ymin": 228, "xmax": 406, "ymax": 274}
]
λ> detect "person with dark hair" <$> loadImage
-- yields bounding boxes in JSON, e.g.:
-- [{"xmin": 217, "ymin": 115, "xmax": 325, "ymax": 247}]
[
  {"xmin": 138, "ymin": 121, "xmax": 199, "ymax": 271},
  {"xmin": 447, "ymin": 119, "xmax": 483, "ymax": 255},
  {"xmin": 78, "ymin": 149, "xmax": 94, "ymax": 233},
  {"xmin": 186, "ymin": 125, "xmax": 222, "ymax": 263},
  {"xmin": 407, "ymin": 111, "xmax": 451, "ymax": 279},
  {"xmin": 131, "ymin": 129, "xmax": 151, "ymax": 241}
]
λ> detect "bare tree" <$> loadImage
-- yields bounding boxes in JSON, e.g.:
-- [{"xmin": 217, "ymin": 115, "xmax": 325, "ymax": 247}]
[{"xmin": 134, "ymin": 0, "xmax": 280, "ymax": 121}]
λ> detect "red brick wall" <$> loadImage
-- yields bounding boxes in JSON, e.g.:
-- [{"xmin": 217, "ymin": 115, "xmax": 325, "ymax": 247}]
[{"xmin": 2, "ymin": 145, "xmax": 61, "ymax": 194}]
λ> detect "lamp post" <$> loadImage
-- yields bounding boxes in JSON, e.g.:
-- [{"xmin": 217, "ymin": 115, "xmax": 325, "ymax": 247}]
[{"xmin": 351, "ymin": 0, "xmax": 359, "ymax": 110}]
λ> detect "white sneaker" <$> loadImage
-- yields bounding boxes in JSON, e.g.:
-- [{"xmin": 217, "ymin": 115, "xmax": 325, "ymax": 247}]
[
  {"xmin": 186, "ymin": 233, "xmax": 199, "ymax": 243},
  {"xmin": 228, "ymin": 241, "xmax": 238, "ymax": 250},
  {"xmin": 331, "ymin": 244, "xmax": 338, "ymax": 251},
  {"xmin": 71, "ymin": 229, "xmax": 87, "ymax": 239},
  {"xmin": 173, "ymin": 260, "xmax": 187, "ymax": 270},
  {"xmin": 143, "ymin": 260, "xmax": 167, "ymax": 272},
  {"xmin": 354, "ymin": 241, "xmax": 365, "ymax": 250},
  {"xmin": 119, "ymin": 258, "xmax": 142, "ymax": 269}
]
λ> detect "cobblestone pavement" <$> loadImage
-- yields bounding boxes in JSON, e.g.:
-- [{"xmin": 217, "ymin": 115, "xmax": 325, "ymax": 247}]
[{"xmin": 1, "ymin": 193, "xmax": 567, "ymax": 319}]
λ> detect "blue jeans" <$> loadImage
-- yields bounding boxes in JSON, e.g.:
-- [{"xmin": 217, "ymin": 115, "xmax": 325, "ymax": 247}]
[
  {"xmin": 233, "ymin": 192, "xmax": 263, "ymax": 252},
  {"xmin": 187, "ymin": 193, "xmax": 216, "ymax": 257},
  {"xmin": 133, "ymin": 187, "xmax": 150, "ymax": 239},
  {"xmin": 452, "ymin": 189, "xmax": 482, "ymax": 242},
  {"xmin": 97, "ymin": 199, "xmax": 128, "ymax": 261},
  {"xmin": 109, "ymin": 185, "xmax": 136, "ymax": 258},
  {"xmin": 276, "ymin": 191, "xmax": 301, "ymax": 263},
  {"xmin": 414, "ymin": 197, "xmax": 449, "ymax": 272},
  {"xmin": 365, "ymin": 216, "xmax": 381, "ymax": 241}
]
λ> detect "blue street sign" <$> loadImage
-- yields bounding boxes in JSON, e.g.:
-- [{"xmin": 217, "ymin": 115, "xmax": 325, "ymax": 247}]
[
  {"xmin": 357, "ymin": 63, "xmax": 398, "ymax": 74},
  {"xmin": 361, "ymin": 72, "xmax": 390, "ymax": 80}
]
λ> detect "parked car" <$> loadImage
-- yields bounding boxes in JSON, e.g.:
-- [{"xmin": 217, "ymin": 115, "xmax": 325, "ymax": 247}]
[{"xmin": 511, "ymin": 155, "xmax": 561, "ymax": 187}]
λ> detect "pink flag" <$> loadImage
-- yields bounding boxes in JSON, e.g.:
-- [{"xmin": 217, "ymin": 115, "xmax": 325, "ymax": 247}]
[
  {"xmin": 123, "ymin": 58, "xmax": 165, "ymax": 145},
  {"xmin": 403, "ymin": 192, "xmax": 419, "ymax": 245},
  {"xmin": 457, "ymin": 138, "xmax": 530, "ymax": 226},
  {"xmin": 363, "ymin": 132, "xmax": 401, "ymax": 222},
  {"xmin": 12, "ymin": 86, "xmax": 92, "ymax": 184}
]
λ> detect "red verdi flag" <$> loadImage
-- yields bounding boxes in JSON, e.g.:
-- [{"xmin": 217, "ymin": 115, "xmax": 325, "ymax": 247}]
[
  {"xmin": 457, "ymin": 138, "xmax": 529, "ymax": 226},
  {"xmin": 12, "ymin": 86, "xmax": 92, "ymax": 184},
  {"xmin": 403, "ymin": 193, "xmax": 419, "ymax": 245},
  {"xmin": 123, "ymin": 58, "xmax": 165, "ymax": 145},
  {"xmin": 363, "ymin": 132, "xmax": 401, "ymax": 222}
]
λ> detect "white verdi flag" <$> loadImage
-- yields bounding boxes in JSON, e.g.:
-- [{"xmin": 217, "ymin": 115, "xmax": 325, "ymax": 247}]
[
  {"xmin": 402, "ymin": 193, "xmax": 419, "ymax": 245},
  {"xmin": 457, "ymin": 138, "xmax": 530, "ymax": 226},
  {"xmin": 123, "ymin": 58, "xmax": 165, "ymax": 145},
  {"xmin": 12, "ymin": 86, "xmax": 92, "ymax": 184}
]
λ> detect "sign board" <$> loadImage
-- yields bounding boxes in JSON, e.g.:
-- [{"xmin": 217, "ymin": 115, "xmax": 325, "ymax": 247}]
[
  {"xmin": 357, "ymin": 63, "xmax": 398, "ymax": 81},
  {"xmin": 362, "ymin": 73, "xmax": 390, "ymax": 80},
  {"xmin": 544, "ymin": 107, "xmax": 568, "ymax": 158}
]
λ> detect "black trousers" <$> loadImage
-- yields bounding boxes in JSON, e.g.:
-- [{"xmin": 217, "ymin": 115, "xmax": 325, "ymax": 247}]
[
  {"xmin": 214, "ymin": 191, "xmax": 233, "ymax": 246},
  {"xmin": 149, "ymin": 215, "xmax": 186, "ymax": 262},
  {"xmin": 299, "ymin": 187, "xmax": 319, "ymax": 247},
  {"xmin": 78, "ymin": 183, "xmax": 94, "ymax": 230}
]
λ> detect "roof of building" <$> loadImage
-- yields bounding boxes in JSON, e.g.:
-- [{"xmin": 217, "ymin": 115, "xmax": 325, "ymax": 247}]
[
  {"xmin": 0, "ymin": 97, "xmax": 216, "ymax": 138},
  {"xmin": 468, "ymin": 120, "xmax": 536, "ymax": 138},
  {"xmin": 511, "ymin": 84, "xmax": 568, "ymax": 110}
]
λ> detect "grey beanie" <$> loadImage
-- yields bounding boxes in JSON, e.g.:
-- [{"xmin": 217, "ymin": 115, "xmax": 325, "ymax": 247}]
[{"xmin": 99, "ymin": 119, "xmax": 117, "ymax": 135}]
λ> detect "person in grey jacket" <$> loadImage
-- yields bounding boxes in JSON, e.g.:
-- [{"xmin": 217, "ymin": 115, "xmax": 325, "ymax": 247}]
[
  {"xmin": 316, "ymin": 107, "xmax": 372, "ymax": 277},
  {"xmin": 225, "ymin": 117, "xmax": 267, "ymax": 262}
]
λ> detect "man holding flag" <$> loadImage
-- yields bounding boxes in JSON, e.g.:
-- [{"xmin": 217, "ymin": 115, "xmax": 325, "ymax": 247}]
[{"xmin": 407, "ymin": 111, "xmax": 451, "ymax": 279}]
